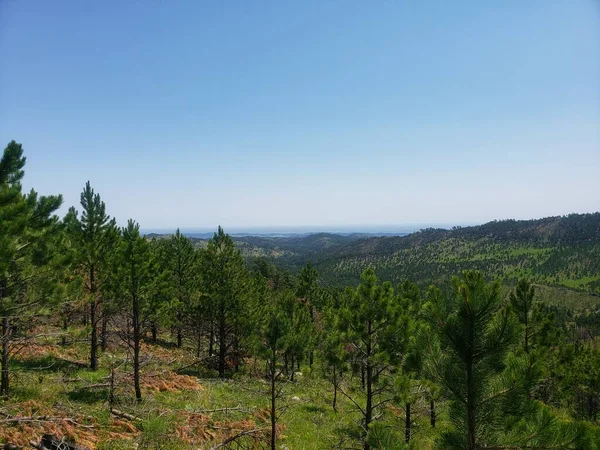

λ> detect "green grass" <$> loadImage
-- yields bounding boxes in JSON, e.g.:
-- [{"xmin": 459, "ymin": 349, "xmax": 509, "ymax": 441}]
[{"xmin": 2, "ymin": 331, "xmax": 444, "ymax": 449}]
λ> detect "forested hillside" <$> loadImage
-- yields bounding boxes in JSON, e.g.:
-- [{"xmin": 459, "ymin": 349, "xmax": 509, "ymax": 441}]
[
  {"xmin": 2, "ymin": 141, "xmax": 600, "ymax": 450},
  {"xmin": 308, "ymin": 214, "xmax": 600, "ymax": 291},
  {"xmin": 156, "ymin": 215, "xmax": 600, "ymax": 295}
]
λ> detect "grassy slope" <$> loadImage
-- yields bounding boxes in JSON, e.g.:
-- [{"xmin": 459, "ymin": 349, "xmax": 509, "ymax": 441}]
[{"xmin": 0, "ymin": 325, "xmax": 440, "ymax": 450}]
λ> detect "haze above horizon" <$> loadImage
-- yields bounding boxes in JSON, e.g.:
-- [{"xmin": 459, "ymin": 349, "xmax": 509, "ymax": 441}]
[{"xmin": 1, "ymin": 1, "xmax": 598, "ymax": 229}]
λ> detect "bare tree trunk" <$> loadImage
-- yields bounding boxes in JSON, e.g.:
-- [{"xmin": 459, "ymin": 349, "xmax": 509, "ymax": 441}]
[
  {"xmin": 405, "ymin": 402, "xmax": 411, "ymax": 443},
  {"xmin": 430, "ymin": 399, "xmax": 436, "ymax": 428},
  {"xmin": 176, "ymin": 321, "xmax": 183, "ymax": 348},
  {"xmin": 208, "ymin": 322, "xmax": 214, "ymax": 357},
  {"xmin": 109, "ymin": 363, "xmax": 115, "ymax": 411},
  {"xmin": 89, "ymin": 266, "xmax": 98, "ymax": 371},
  {"xmin": 290, "ymin": 356, "xmax": 295, "ymax": 382},
  {"xmin": 233, "ymin": 336, "xmax": 240, "ymax": 373},
  {"xmin": 151, "ymin": 322, "xmax": 157, "ymax": 342},
  {"xmin": 1, "ymin": 317, "xmax": 10, "ymax": 398},
  {"xmin": 196, "ymin": 329, "xmax": 202, "ymax": 359},
  {"xmin": 90, "ymin": 299, "xmax": 98, "ymax": 370}
]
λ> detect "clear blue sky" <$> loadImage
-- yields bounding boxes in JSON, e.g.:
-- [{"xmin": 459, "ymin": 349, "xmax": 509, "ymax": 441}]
[{"xmin": 1, "ymin": 1, "xmax": 598, "ymax": 230}]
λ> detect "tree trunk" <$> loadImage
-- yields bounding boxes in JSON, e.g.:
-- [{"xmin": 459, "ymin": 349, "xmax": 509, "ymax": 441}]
[
  {"xmin": 151, "ymin": 323, "xmax": 157, "ymax": 342},
  {"xmin": 430, "ymin": 399, "xmax": 436, "ymax": 428},
  {"xmin": 109, "ymin": 363, "xmax": 115, "ymax": 411},
  {"xmin": 176, "ymin": 324, "xmax": 183, "ymax": 348},
  {"xmin": 405, "ymin": 402, "xmax": 411, "ymax": 443},
  {"xmin": 101, "ymin": 315, "xmax": 108, "ymax": 351},
  {"xmin": 208, "ymin": 323, "xmax": 214, "ymax": 357},
  {"xmin": 361, "ymin": 365, "xmax": 365, "ymax": 391},
  {"xmin": 133, "ymin": 292, "xmax": 141, "ymax": 401},
  {"xmin": 290, "ymin": 356, "xmax": 295, "ymax": 381},
  {"xmin": 233, "ymin": 336, "xmax": 239, "ymax": 373},
  {"xmin": 218, "ymin": 312, "xmax": 226, "ymax": 378},
  {"xmin": 1, "ymin": 317, "xmax": 10, "ymax": 398},
  {"xmin": 81, "ymin": 302, "xmax": 88, "ymax": 326},
  {"xmin": 196, "ymin": 330, "xmax": 202, "ymax": 359},
  {"xmin": 89, "ymin": 266, "xmax": 98, "ymax": 371},
  {"xmin": 90, "ymin": 299, "xmax": 98, "ymax": 370},
  {"xmin": 332, "ymin": 366, "xmax": 337, "ymax": 412}
]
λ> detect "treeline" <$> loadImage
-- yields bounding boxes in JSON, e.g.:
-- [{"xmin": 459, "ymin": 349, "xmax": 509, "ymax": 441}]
[{"xmin": 2, "ymin": 140, "xmax": 600, "ymax": 449}]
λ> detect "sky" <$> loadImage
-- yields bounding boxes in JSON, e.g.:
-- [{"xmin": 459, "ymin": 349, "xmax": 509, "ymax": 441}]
[{"xmin": 1, "ymin": 1, "xmax": 599, "ymax": 230}]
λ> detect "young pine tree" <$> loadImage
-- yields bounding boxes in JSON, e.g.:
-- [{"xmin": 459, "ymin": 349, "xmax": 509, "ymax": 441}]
[
  {"xmin": 0, "ymin": 140, "xmax": 65, "ymax": 396},
  {"xmin": 115, "ymin": 220, "xmax": 153, "ymax": 401},
  {"xmin": 424, "ymin": 271, "xmax": 529, "ymax": 450},
  {"xmin": 65, "ymin": 182, "xmax": 118, "ymax": 370},
  {"xmin": 337, "ymin": 268, "xmax": 410, "ymax": 450},
  {"xmin": 165, "ymin": 229, "xmax": 198, "ymax": 348},
  {"xmin": 297, "ymin": 261, "xmax": 319, "ymax": 369},
  {"xmin": 200, "ymin": 226, "xmax": 250, "ymax": 377}
]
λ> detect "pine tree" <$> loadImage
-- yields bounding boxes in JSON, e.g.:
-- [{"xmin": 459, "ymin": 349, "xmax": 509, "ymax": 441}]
[
  {"xmin": 165, "ymin": 229, "xmax": 198, "ymax": 348},
  {"xmin": 424, "ymin": 271, "xmax": 527, "ymax": 449},
  {"xmin": 114, "ymin": 220, "xmax": 152, "ymax": 401},
  {"xmin": 281, "ymin": 292, "xmax": 313, "ymax": 380},
  {"xmin": 200, "ymin": 226, "xmax": 250, "ymax": 377},
  {"xmin": 0, "ymin": 141, "xmax": 64, "ymax": 396},
  {"xmin": 253, "ymin": 285, "xmax": 291, "ymax": 450},
  {"xmin": 320, "ymin": 306, "xmax": 347, "ymax": 412},
  {"xmin": 337, "ymin": 268, "xmax": 410, "ymax": 450},
  {"xmin": 65, "ymin": 182, "xmax": 118, "ymax": 370},
  {"xmin": 396, "ymin": 280, "xmax": 422, "ymax": 443},
  {"xmin": 297, "ymin": 261, "xmax": 319, "ymax": 369},
  {"xmin": 145, "ymin": 239, "xmax": 176, "ymax": 342}
]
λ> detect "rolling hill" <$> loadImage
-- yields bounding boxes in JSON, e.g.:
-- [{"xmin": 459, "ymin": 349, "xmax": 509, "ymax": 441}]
[{"xmin": 147, "ymin": 213, "xmax": 600, "ymax": 302}]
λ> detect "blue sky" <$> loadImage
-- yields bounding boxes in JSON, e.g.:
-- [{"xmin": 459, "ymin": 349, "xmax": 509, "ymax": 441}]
[{"xmin": 1, "ymin": 1, "xmax": 598, "ymax": 230}]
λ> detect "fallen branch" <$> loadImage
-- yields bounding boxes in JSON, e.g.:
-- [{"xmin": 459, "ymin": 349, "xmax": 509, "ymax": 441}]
[
  {"xmin": 81, "ymin": 382, "xmax": 110, "ymax": 389},
  {"xmin": 194, "ymin": 406, "xmax": 255, "ymax": 414},
  {"xmin": 175, "ymin": 359, "xmax": 201, "ymax": 372},
  {"xmin": 1, "ymin": 415, "xmax": 94, "ymax": 429},
  {"xmin": 111, "ymin": 409, "xmax": 141, "ymax": 421},
  {"xmin": 209, "ymin": 428, "xmax": 263, "ymax": 449}
]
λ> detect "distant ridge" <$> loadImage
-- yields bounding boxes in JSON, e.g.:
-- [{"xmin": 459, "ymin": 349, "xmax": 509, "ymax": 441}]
[
  {"xmin": 143, "ymin": 213, "xmax": 600, "ymax": 294},
  {"xmin": 309, "ymin": 212, "xmax": 600, "ymax": 291}
]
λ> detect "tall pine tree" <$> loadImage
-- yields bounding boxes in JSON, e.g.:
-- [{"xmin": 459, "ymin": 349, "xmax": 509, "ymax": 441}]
[
  {"xmin": 0, "ymin": 141, "xmax": 64, "ymax": 396},
  {"xmin": 65, "ymin": 182, "xmax": 118, "ymax": 370},
  {"xmin": 114, "ymin": 220, "xmax": 153, "ymax": 401}
]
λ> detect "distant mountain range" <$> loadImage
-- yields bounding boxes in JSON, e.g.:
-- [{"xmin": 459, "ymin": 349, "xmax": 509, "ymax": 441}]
[
  {"xmin": 145, "ymin": 213, "xmax": 600, "ymax": 299},
  {"xmin": 144, "ymin": 231, "xmax": 410, "ymax": 239}
]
